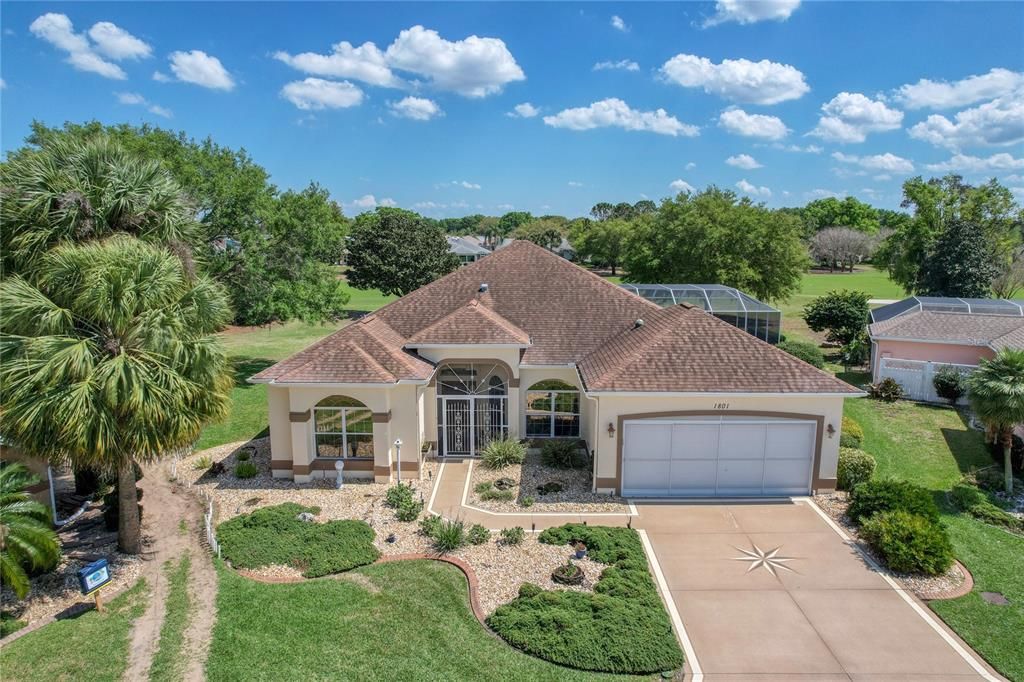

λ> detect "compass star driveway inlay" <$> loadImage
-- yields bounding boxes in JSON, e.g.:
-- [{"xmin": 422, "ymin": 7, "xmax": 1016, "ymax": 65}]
[{"xmin": 635, "ymin": 500, "xmax": 999, "ymax": 680}]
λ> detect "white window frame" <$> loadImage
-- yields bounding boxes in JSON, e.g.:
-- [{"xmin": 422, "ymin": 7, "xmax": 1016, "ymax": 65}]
[
  {"xmin": 525, "ymin": 388, "xmax": 581, "ymax": 438},
  {"xmin": 313, "ymin": 406, "xmax": 374, "ymax": 459}
]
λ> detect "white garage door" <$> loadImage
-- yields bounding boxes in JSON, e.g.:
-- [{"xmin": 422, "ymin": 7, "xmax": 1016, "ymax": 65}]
[{"xmin": 622, "ymin": 416, "xmax": 816, "ymax": 497}]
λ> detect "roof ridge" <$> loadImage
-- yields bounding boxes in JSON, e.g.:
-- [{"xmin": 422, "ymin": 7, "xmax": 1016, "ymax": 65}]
[
  {"xmin": 581, "ymin": 307, "xmax": 679, "ymax": 388},
  {"xmin": 343, "ymin": 341, "xmax": 397, "ymax": 382}
]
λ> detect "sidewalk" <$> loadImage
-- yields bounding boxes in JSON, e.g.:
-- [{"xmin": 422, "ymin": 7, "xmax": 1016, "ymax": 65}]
[{"xmin": 427, "ymin": 460, "xmax": 635, "ymax": 530}]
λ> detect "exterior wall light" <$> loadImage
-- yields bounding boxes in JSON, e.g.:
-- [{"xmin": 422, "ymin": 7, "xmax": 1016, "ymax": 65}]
[
  {"xmin": 827, "ymin": 423, "xmax": 835, "ymax": 439},
  {"xmin": 607, "ymin": 422, "xmax": 616, "ymax": 438}
]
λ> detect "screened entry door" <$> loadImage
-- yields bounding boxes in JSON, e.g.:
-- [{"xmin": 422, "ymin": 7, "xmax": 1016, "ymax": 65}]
[{"xmin": 438, "ymin": 396, "xmax": 506, "ymax": 457}]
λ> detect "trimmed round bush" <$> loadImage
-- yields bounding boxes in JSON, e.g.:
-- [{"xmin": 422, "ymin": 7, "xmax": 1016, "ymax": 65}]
[
  {"xmin": 518, "ymin": 582, "xmax": 543, "ymax": 599},
  {"xmin": 540, "ymin": 439, "xmax": 586, "ymax": 469},
  {"xmin": 840, "ymin": 415, "xmax": 864, "ymax": 448},
  {"xmin": 847, "ymin": 479, "xmax": 940, "ymax": 523},
  {"xmin": 933, "ymin": 366, "xmax": 967, "ymax": 405},
  {"xmin": 385, "ymin": 483, "xmax": 415, "ymax": 509},
  {"xmin": 481, "ymin": 437, "xmax": 527, "ymax": 469},
  {"xmin": 776, "ymin": 339, "xmax": 825, "ymax": 368},
  {"xmin": 837, "ymin": 448, "xmax": 875, "ymax": 491},
  {"xmin": 860, "ymin": 510, "xmax": 954, "ymax": 575},
  {"xmin": 217, "ymin": 503, "xmax": 379, "ymax": 577}
]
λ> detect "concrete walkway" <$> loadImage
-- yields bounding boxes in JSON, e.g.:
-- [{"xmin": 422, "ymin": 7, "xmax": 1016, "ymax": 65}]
[{"xmin": 428, "ymin": 462, "xmax": 1002, "ymax": 681}]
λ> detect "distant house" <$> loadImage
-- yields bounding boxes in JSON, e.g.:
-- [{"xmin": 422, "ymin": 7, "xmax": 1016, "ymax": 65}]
[
  {"xmin": 868, "ymin": 296, "xmax": 1024, "ymax": 402},
  {"xmin": 446, "ymin": 236, "xmax": 491, "ymax": 265}
]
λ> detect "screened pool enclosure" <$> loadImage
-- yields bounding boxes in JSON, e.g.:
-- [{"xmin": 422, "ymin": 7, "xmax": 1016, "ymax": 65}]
[
  {"xmin": 620, "ymin": 283, "xmax": 782, "ymax": 343},
  {"xmin": 870, "ymin": 296, "xmax": 1024, "ymax": 323}
]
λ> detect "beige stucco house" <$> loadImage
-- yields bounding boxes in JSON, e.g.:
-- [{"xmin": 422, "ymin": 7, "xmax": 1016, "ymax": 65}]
[{"xmin": 252, "ymin": 241, "xmax": 861, "ymax": 497}]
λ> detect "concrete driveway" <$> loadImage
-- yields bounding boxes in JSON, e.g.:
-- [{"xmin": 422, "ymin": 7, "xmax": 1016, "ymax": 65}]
[{"xmin": 635, "ymin": 500, "xmax": 999, "ymax": 681}]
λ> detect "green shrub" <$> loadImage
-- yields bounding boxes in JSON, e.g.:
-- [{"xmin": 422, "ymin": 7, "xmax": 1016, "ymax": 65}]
[
  {"xmin": 467, "ymin": 524, "xmax": 490, "ymax": 545},
  {"xmin": 385, "ymin": 483, "xmax": 415, "ymax": 509},
  {"xmin": 860, "ymin": 510, "xmax": 954, "ymax": 575},
  {"xmin": 950, "ymin": 483, "xmax": 985, "ymax": 511},
  {"xmin": 419, "ymin": 514, "xmax": 442, "ymax": 538},
  {"xmin": 432, "ymin": 519, "xmax": 466, "ymax": 552},
  {"xmin": 868, "ymin": 377, "xmax": 904, "ymax": 402},
  {"xmin": 499, "ymin": 527, "xmax": 525, "ymax": 545},
  {"xmin": 847, "ymin": 479, "xmax": 939, "ymax": 523},
  {"xmin": 192, "ymin": 455, "xmax": 212, "ymax": 471},
  {"xmin": 933, "ymin": 366, "xmax": 967, "ymax": 405},
  {"xmin": 489, "ymin": 524, "xmax": 683, "ymax": 674},
  {"xmin": 519, "ymin": 496, "xmax": 534, "ymax": 508},
  {"xmin": 950, "ymin": 483, "xmax": 1024, "ymax": 532},
  {"xmin": 776, "ymin": 339, "xmax": 825, "ymax": 368},
  {"xmin": 473, "ymin": 481, "xmax": 493, "ymax": 494},
  {"xmin": 840, "ymin": 415, "xmax": 864, "ymax": 448},
  {"xmin": 0, "ymin": 613, "xmax": 26, "ymax": 638},
  {"xmin": 481, "ymin": 437, "xmax": 527, "ymax": 469},
  {"xmin": 480, "ymin": 488, "xmax": 515, "ymax": 502},
  {"xmin": 540, "ymin": 440, "xmax": 586, "ymax": 469},
  {"xmin": 216, "ymin": 503, "xmax": 379, "ymax": 577},
  {"xmin": 236, "ymin": 450, "xmax": 251, "ymax": 462},
  {"xmin": 395, "ymin": 499, "xmax": 423, "ymax": 522},
  {"xmin": 837, "ymin": 448, "xmax": 875, "ymax": 491},
  {"xmin": 234, "ymin": 461, "xmax": 259, "ymax": 479}
]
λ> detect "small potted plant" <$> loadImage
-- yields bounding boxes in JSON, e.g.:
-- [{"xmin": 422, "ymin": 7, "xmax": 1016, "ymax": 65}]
[
  {"xmin": 552, "ymin": 559, "xmax": 584, "ymax": 586},
  {"xmin": 574, "ymin": 541, "xmax": 587, "ymax": 559}
]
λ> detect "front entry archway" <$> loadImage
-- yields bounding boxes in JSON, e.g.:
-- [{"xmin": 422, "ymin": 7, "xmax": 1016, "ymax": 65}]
[{"xmin": 436, "ymin": 363, "xmax": 508, "ymax": 457}]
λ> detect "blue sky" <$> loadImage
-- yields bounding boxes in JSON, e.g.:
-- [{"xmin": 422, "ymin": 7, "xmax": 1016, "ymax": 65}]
[{"xmin": 2, "ymin": 1, "xmax": 1023, "ymax": 217}]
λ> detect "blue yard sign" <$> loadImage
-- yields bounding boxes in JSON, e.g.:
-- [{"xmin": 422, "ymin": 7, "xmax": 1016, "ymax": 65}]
[{"xmin": 77, "ymin": 558, "xmax": 111, "ymax": 596}]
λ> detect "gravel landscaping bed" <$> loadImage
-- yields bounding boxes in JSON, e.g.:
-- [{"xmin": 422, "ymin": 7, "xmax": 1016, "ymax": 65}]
[
  {"xmin": 182, "ymin": 440, "xmax": 598, "ymax": 614},
  {"xmin": 467, "ymin": 453, "xmax": 629, "ymax": 514},
  {"xmin": 814, "ymin": 492, "xmax": 967, "ymax": 600}
]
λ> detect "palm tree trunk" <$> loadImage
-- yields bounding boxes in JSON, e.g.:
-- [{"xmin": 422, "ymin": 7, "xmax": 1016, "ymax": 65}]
[
  {"xmin": 117, "ymin": 458, "xmax": 142, "ymax": 554},
  {"xmin": 1003, "ymin": 432, "xmax": 1014, "ymax": 494}
]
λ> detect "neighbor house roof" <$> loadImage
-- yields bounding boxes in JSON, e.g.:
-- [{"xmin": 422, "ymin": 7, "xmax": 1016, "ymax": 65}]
[
  {"xmin": 446, "ymin": 235, "xmax": 490, "ymax": 257},
  {"xmin": 579, "ymin": 304, "xmax": 858, "ymax": 394},
  {"xmin": 869, "ymin": 311, "xmax": 1024, "ymax": 351},
  {"xmin": 254, "ymin": 240, "xmax": 858, "ymax": 394}
]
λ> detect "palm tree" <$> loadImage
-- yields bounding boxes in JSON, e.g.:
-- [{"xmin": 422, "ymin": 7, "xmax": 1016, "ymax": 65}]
[
  {"xmin": 967, "ymin": 349, "xmax": 1024, "ymax": 493},
  {"xmin": 0, "ymin": 463, "xmax": 61, "ymax": 599},
  {"xmin": 0, "ymin": 236, "xmax": 233, "ymax": 553},
  {"xmin": 0, "ymin": 134, "xmax": 199, "ymax": 278}
]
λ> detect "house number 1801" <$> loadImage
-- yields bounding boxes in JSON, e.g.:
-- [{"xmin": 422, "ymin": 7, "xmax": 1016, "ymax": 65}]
[{"xmin": 713, "ymin": 402, "xmax": 730, "ymax": 410}]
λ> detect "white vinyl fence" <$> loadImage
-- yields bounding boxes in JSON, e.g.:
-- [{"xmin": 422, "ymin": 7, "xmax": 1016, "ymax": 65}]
[{"xmin": 878, "ymin": 358, "xmax": 976, "ymax": 404}]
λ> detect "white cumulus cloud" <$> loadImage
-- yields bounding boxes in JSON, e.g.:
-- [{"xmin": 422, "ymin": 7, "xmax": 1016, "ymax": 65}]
[
  {"xmin": 274, "ymin": 41, "xmax": 400, "ymax": 88},
  {"xmin": 704, "ymin": 0, "xmax": 801, "ymax": 27},
  {"xmin": 115, "ymin": 91, "xmax": 172, "ymax": 118},
  {"xmin": 809, "ymin": 92, "xmax": 903, "ymax": 143},
  {"xmin": 568, "ymin": 181, "xmax": 584, "ymax": 187},
  {"xmin": 437, "ymin": 180, "xmax": 481, "ymax": 190},
  {"xmin": 670, "ymin": 179, "xmax": 696, "ymax": 193},
  {"xmin": 895, "ymin": 68, "xmax": 1024, "ymax": 110},
  {"xmin": 832, "ymin": 151, "xmax": 914, "ymax": 173},
  {"xmin": 508, "ymin": 102, "xmax": 539, "ymax": 118},
  {"xmin": 389, "ymin": 96, "xmax": 443, "ymax": 120},
  {"xmin": 736, "ymin": 179, "xmax": 771, "ymax": 197},
  {"xmin": 685, "ymin": 162, "xmax": 697, "ymax": 170},
  {"xmin": 30, "ymin": 13, "xmax": 151, "ymax": 80},
  {"xmin": 726, "ymin": 154, "xmax": 763, "ymax": 169},
  {"xmin": 924, "ymin": 153, "xmax": 1024, "ymax": 173},
  {"xmin": 908, "ymin": 94, "xmax": 1024, "ymax": 149},
  {"xmin": 594, "ymin": 59, "xmax": 640, "ymax": 72},
  {"xmin": 167, "ymin": 50, "xmax": 235, "ymax": 90},
  {"xmin": 349, "ymin": 194, "xmax": 395, "ymax": 210},
  {"xmin": 660, "ymin": 54, "xmax": 808, "ymax": 105},
  {"xmin": 611, "ymin": 15, "xmax": 628, "ymax": 31},
  {"xmin": 543, "ymin": 98, "xmax": 699, "ymax": 137},
  {"xmin": 718, "ymin": 108, "xmax": 789, "ymax": 139},
  {"xmin": 281, "ymin": 78, "xmax": 363, "ymax": 110}
]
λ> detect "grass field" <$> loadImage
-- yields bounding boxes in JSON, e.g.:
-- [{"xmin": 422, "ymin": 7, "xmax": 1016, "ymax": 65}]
[
  {"xmin": 207, "ymin": 560, "xmax": 633, "ymax": 681},
  {"xmin": 844, "ymin": 398, "xmax": 1024, "ymax": 681},
  {"xmin": 0, "ymin": 580, "xmax": 148, "ymax": 682}
]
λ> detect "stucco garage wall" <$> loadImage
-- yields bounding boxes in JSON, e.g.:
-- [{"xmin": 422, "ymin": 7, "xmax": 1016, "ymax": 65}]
[
  {"xmin": 872, "ymin": 339, "xmax": 992, "ymax": 381},
  {"xmin": 591, "ymin": 394, "xmax": 849, "ymax": 495}
]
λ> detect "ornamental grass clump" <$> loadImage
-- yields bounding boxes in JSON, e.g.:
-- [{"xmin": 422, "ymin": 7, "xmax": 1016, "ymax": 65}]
[
  {"xmin": 487, "ymin": 523, "xmax": 683, "ymax": 674},
  {"xmin": 481, "ymin": 437, "xmax": 527, "ymax": 469},
  {"xmin": 540, "ymin": 440, "xmax": 586, "ymax": 469},
  {"xmin": 431, "ymin": 519, "xmax": 466, "ymax": 553}
]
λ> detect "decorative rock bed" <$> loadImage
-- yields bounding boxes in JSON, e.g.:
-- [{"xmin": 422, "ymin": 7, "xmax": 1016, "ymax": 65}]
[
  {"xmin": 814, "ymin": 492, "xmax": 971, "ymax": 600},
  {"xmin": 466, "ymin": 452, "xmax": 629, "ymax": 514}
]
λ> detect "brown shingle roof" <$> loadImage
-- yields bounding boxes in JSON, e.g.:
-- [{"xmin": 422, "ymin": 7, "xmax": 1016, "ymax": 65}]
[
  {"xmin": 254, "ymin": 240, "xmax": 859, "ymax": 394},
  {"xmin": 406, "ymin": 299, "xmax": 531, "ymax": 346},
  {"xmin": 579, "ymin": 304, "xmax": 859, "ymax": 394},
  {"xmin": 869, "ymin": 311, "xmax": 1024, "ymax": 349}
]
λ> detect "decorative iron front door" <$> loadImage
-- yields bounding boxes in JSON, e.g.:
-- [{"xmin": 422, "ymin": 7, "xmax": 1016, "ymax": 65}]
[{"xmin": 442, "ymin": 398, "xmax": 472, "ymax": 457}]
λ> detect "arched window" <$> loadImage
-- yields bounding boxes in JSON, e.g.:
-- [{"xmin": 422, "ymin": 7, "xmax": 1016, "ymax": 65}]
[
  {"xmin": 526, "ymin": 380, "xmax": 580, "ymax": 438},
  {"xmin": 313, "ymin": 396, "xmax": 373, "ymax": 458}
]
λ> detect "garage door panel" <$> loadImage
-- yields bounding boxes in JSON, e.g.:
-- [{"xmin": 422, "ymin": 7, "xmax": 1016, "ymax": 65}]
[
  {"xmin": 669, "ymin": 459, "xmax": 717, "ymax": 494},
  {"xmin": 671, "ymin": 424, "xmax": 719, "ymax": 459},
  {"xmin": 623, "ymin": 460, "xmax": 671, "ymax": 492},
  {"xmin": 624, "ymin": 424, "xmax": 671, "ymax": 460},
  {"xmin": 717, "ymin": 458, "xmax": 765, "ymax": 491},
  {"xmin": 765, "ymin": 424, "xmax": 815, "ymax": 459},
  {"xmin": 763, "ymin": 458, "xmax": 812, "ymax": 492},
  {"xmin": 717, "ymin": 424, "xmax": 766, "ymax": 459}
]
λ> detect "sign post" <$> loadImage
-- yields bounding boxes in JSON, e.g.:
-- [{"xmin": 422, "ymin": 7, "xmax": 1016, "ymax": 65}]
[{"xmin": 77, "ymin": 558, "xmax": 112, "ymax": 612}]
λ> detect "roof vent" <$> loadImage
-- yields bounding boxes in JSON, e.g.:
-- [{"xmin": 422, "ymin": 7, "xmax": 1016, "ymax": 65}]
[
  {"xmin": 633, "ymin": 318, "xmax": 644, "ymax": 329},
  {"xmin": 478, "ymin": 283, "xmax": 489, "ymax": 293}
]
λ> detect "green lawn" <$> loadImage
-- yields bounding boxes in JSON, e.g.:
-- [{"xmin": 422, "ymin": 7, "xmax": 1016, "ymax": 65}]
[
  {"xmin": 844, "ymin": 398, "xmax": 1024, "ymax": 681},
  {"xmin": 796, "ymin": 265, "xmax": 905, "ymax": 301},
  {"xmin": 337, "ymin": 279, "xmax": 397, "ymax": 314},
  {"xmin": 0, "ymin": 580, "xmax": 148, "ymax": 682},
  {"xmin": 207, "ymin": 560, "xmax": 636, "ymax": 681}
]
